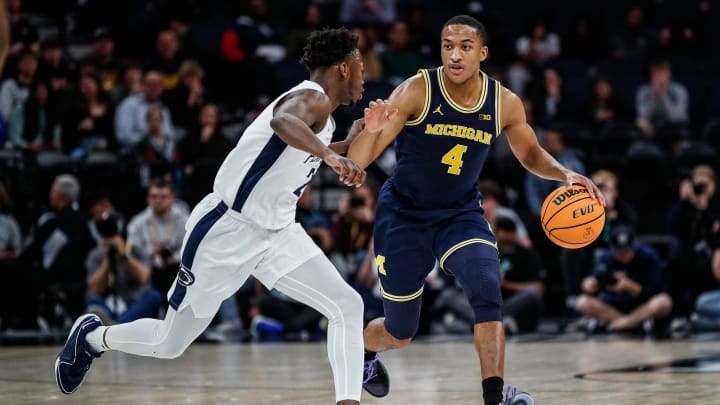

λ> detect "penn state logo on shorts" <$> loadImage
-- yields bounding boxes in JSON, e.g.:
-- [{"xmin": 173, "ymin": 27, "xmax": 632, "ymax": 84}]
[{"xmin": 177, "ymin": 265, "xmax": 196, "ymax": 287}]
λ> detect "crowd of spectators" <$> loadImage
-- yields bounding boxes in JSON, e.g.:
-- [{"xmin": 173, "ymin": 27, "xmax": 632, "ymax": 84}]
[{"xmin": 1, "ymin": 0, "xmax": 719, "ymax": 342}]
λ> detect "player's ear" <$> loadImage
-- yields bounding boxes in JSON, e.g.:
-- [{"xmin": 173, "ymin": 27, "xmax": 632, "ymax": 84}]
[
  {"xmin": 338, "ymin": 62, "xmax": 349, "ymax": 79},
  {"xmin": 479, "ymin": 46, "xmax": 489, "ymax": 62}
]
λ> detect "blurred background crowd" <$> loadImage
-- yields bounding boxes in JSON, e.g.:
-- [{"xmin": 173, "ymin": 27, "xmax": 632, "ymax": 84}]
[{"xmin": 0, "ymin": 0, "xmax": 719, "ymax": 343}]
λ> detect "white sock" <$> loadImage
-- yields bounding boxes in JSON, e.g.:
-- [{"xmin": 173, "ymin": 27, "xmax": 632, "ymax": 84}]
[{"xmin": 85, "ymin": 326, "xmax": 109, "ymax": 353}]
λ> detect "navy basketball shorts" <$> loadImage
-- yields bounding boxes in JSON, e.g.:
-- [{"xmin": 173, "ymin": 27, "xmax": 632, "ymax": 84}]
[{"xmin": 373, "ymin": 187, "xmax": 502, "ymax": 340}]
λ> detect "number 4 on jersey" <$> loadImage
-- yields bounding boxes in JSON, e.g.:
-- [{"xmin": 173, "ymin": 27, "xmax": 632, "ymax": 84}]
[{"xmin": 441, "ymin": 144, "xmax": 468, "ymax": 175}]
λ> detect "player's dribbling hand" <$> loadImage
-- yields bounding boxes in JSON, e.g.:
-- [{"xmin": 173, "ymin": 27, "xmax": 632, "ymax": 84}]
[
  {"xmin": 565, "ymin": 171, "xmax": 606, "ymax": 207},
  {"xmin": 323, "ymin": 152, "xmax": 366, "ymax": 187},
  {"xmin": 364, "ymin": 99, "xmax": 398, "ymax": 133}
]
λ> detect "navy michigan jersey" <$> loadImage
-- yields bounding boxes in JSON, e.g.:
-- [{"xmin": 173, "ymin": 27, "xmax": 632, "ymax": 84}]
[{"xmin": 390, "ymin": 66, "xmax": 501, "ymax": 209}]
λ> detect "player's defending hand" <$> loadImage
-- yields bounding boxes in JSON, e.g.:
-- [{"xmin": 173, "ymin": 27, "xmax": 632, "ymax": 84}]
[
  {"xmin": 323, "ymin": 151, "xmax": 366, "ymax": 187},
  {"xmin": 564, "ymin": 171, "xmax": 606, "ymax": 207},
  {"xmin": 364, "ymin": 99, "xmax": 398, "ymax": 133}
]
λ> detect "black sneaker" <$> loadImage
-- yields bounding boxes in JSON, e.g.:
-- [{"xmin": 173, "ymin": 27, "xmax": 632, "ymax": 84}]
[
  {"xmin": 54, "ymin": 314, "xmax": 104, "ymax": 394},
  {"xmin": 362, "ymin": 354, "xmax": 389, "ymax": 397},
  {"xmin": 503, "ymin": 385, "xmax": 534, "ymax": 405}
]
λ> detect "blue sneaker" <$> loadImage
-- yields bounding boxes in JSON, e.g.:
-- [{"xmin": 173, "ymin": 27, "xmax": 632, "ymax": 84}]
[
  {"xmin": 504, "ymin": 385, "xmax": 534, "ymax": 405},
  {"xmin": 54, "ymin": 314, "xmax": 104, "ymax": 394},
  {"xmin": 362, "ymin": 354, "xmax": 389, "ymax": 397}
]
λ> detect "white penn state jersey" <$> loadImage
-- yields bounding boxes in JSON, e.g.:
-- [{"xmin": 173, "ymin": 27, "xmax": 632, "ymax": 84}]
[{"xmin": 213, "ymin": 80, "xmax": 335, "ymax": 230}]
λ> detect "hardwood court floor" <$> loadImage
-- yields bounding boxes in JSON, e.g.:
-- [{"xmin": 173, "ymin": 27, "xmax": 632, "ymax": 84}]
[{"xmin": 1, "ymin": 339, "xmax": 719, "ymax": 404}]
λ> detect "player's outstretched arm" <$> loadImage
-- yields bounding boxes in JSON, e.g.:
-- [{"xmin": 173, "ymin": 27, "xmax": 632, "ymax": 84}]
[
  {"xmin": 269, "ymin": 89, "xmax": 365, "ymax": 186},
  {"xmin": 501, "ymin": 87, "xmax": 605, "ymax": 205},
  {"xmin": 347, "ymin": 74, "xmax": 424, "ymax": 169}
]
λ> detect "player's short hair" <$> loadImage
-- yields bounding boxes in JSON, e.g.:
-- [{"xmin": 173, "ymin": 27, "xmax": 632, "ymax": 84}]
[
  {"xmin": 443, "ymin": 15, "xmax": 488, "ymax": 45},
  {"xmin": 301, "ymin": 27, "xmax": 358, "ymax": 71}
]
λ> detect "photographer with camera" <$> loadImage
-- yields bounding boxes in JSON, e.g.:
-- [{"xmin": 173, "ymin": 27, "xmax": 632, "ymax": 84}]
[
  {"xmin": 86, "ymin": 214, "xmax": 163, "ymax": 323},
  {"xmin": 574, "ymin": 226, "xmax": 672, "ymax": 332},
  {"xmin": 666, "ymin": 164, "xmax": 720, "ymax": 316}
]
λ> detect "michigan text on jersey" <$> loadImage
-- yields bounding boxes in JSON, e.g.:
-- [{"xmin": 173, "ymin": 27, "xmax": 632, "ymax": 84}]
[{"xmin": 424, "ymin": 123, "xmax": 493, "ymax": 144}]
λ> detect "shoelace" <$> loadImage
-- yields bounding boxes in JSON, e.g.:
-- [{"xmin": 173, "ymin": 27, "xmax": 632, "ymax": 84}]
[
  {"xmin": 363, "ymin": 356, "xmax": 378, "ymax": 383},
  {"xmin": 504, "ymin": 385, "xmax": 517, "ymax": 404}
]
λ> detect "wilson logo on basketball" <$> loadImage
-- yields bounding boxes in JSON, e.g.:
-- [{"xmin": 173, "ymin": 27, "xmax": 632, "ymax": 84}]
[
  {"xmin": 572, "ymin": 203, "xmax": 596, "ymax": 218},
  {"xmin": 551, "ymin": 188, "xmax": 588, "ymax": 206},
  {"xmin": 582, "ymin": 227, "xmax": 595, "ymax": 239}
]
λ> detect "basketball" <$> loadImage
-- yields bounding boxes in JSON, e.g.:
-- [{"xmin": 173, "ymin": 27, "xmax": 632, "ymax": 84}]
[{"xmin": 540, "ymin": 184, "xmax": 605, "ymax": 249}]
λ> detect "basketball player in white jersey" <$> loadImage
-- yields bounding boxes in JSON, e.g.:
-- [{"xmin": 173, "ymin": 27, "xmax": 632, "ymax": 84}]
[{"xmin": 55, "ymin": 28, "xmax": 393, "ymax": 405}]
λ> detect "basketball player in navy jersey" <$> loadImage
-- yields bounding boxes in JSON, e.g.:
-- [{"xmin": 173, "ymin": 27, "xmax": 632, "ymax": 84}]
[
  {"xmin": 351, "ymin": 15, "xmax": 605, "ymax": 405},
  {"xmin": 55, "ymin": 28, "xmax": 394, "ymax": 405}
]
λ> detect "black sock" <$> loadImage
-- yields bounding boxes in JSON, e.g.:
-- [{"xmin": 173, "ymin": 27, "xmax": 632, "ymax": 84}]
[
  {"xmin": 364, "ymin": 350, "xmax": 377, "ymax": 361},
  {"xmin": 482, "ymin": 376, "xmax": 504, "ymax": 405}
]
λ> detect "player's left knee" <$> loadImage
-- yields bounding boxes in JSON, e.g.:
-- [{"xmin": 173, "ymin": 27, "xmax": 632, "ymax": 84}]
[{"xmin": 651, "ymin": 293, "xmax": 673, "ymax": 316}]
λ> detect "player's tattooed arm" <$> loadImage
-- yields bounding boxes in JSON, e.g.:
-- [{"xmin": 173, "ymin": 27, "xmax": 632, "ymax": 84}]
[
  {"xmin": 347, "ymin": 74, "xmax": 422, "ymax": 169},
  {"xmin": 501, "ymin": 87, "xmax": 604, "ymax": 205}
]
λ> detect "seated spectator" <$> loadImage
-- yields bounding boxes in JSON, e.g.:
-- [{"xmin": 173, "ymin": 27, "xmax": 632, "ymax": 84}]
[
  {"xmin": 82, "ymin": 27, "xmax": 121, "ymax": 92},
  {"xmin": 8, "ymin": 80, "xmax": 61, "ymax": 152},
  {"xmin": 635, "ymin": 58, "xmax": 689, "ymax": 136},
  {"xmin": 478, "ymin": 179, "xmax": 532, "ymax": 248},
  {"xmin": 496, "ymin": 218, "xmax": 545, "ymax": 334},
  {"xmin": 85, "ymin": 213, "xmax": 163, "ymax": 324},
  {"xmin": 179, "ymin": 103, "xmax": 233, "ymax": 205},
  {"xmin": 666, "ymin": 165, "xmax": 719, "ymax": 315},
  {"xmin": 379, "ymin": 21, "xmax": 424, "ymax": 84},
  {"xmin": 575, "ymin": 226, "xmax": 672, "ymax": 332},
  {"xmin": 6, "ymin": 0, "xmax": 38, "ymax": 62},
  {"xmin": 24, "ymin": 174, "xmax": 95, "ymax": 321},
  {"xmin": 114, "ymin": 70, "xmax": 174, "ymax": 152},
  {"xmin": 145, "ymin": 30, "xmax": 184, "ymax": 90},
  {"xmin": 134, "ymin": 105, "xmax": 177, "ymax": 183},
  {"xmin": 0, "ymin": 49, "xmax": 37, "ymax": 121},
  {"xmin": 126, "ymin": 178, "xmax": 188, "ymax": 299},
  {"xmin": 525, "ymin": 129, "xmax": 585, "ymax": 218},
  {"xmin": 610, "ymin": 5, "xmax": 657, "ymax": 60},
  {"xmin": 65, "ymin": 73, "xmax": 115, "ymax": 160},
  {"xmin": 108, "ymin": 61, "xmax": 142, "ymax": 109},
  {"xmin": 585, "ymin": 74, "xmax": 629, "ymax": 130},
  {"xmin": 36, "ymin": 37, "xmax": 72, "ymax": 94},
  {"xmin": 515, "ymin": 19, "xmax": 560, "ymax": 66},
  {"xmin": 163, "ymin": 60, "xmax": 207, "ymax": 130},
  {"xmin": 529, "ymin": 68, "xmax": 574, "ymax": 128}
]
